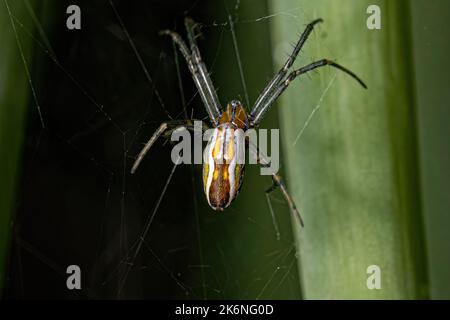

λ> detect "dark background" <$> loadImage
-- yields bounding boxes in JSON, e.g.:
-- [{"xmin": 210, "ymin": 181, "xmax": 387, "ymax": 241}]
[{"xmin": 7, "ymin": 0, "xmax": 220, "ymax": 299}]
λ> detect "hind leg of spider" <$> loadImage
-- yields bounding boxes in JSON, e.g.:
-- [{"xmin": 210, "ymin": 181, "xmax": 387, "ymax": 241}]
[
  {"xmin": 250, "ymin": 139, "xmax": 304, "ymax": 228},
  {"xmin": 266, "ymin": 173, "xmax": 304, "ymax": 228},
  {"xmin": 131, "ymin": 119, "xmax": 208, "ymax": 174}
]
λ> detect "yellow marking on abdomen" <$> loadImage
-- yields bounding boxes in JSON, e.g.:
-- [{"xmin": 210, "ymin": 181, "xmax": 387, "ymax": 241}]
[
  {"xmin": 227, "ymin": 136, "xmax": 234, "ymax": 161},
  {"xmin": 213, "ymin": 169, "xmax": 219, "ymax": 180}
]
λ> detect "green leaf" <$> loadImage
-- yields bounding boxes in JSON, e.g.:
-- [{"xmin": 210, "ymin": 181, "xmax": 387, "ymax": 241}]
[
  {"xmin": 0, "ymin": 0, "xmax": 37, "ymax": 292},
  {"xmin": 268, "ymin": 0, "xmax": 428, "ymax": 299},
  {"xmin": 410, "ymin": 0, "xmax": 450, "ymax": 300}
]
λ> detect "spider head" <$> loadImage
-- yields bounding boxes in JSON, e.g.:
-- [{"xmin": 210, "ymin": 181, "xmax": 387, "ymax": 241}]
[
  {"xmin": 230, "ymin": 99, "xmax": 241, "ymax": 109},
  {"xmin": 218, "ymin": 100, "xmax": 249, "ymax": 129}
]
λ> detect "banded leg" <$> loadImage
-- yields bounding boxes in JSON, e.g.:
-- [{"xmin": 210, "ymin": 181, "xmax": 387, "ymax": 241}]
[
  {"xmin": 131, "ymin": 119, "xmax": 208, "ymax": 174},
  {"xmin": 251, "ymin": 59, "xmax": 367, "ymax": 127},
  {"xmin": 250, "ymin": 18, "xmax": 323, "ymax": 126}
]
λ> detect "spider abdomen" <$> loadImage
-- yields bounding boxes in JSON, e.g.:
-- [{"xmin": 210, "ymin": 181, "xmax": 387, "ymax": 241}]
[
  {"xmin": 203, "ymin": 123, "xmax": 246, "ymax": 210},
  {"xmin": 203, "ymin": 101, "xmax": 248, "ymax": 210}
]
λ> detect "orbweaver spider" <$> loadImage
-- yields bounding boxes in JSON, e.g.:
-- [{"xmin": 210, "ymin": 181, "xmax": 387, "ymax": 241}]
[{"xmin": 131, "ymin": 18, "xmax": 366, "ymax": 227}]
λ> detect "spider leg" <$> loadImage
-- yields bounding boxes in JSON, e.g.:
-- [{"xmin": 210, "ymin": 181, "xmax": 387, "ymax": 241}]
[
  {"xmin": 287, "ymin": 59, "xmax": 367, "ymax": 89},
  {"xmin": 184, "ymin": 18, "xmax": 222, "ymax": 119},
  {"xmin": 248, "ymin": 138, "xmax": 304, "ymax": 227},
  {"xmin": 249, "ymin": 18, "xmax": 323, "ymax": 126},
  {"xmin": 250, "ymin": 59, "xmax": 367, "ymax": 127},
  {"xmin": 160, "ymin": 22, "xmax": 222, "ymax": 126},
  {"xmin": 131, "ymin": 119, "xmax": 208, "ymax": 174},
  {"xmin": 267, "ymin": 173, "xmax": 304, "ymax": 228}
]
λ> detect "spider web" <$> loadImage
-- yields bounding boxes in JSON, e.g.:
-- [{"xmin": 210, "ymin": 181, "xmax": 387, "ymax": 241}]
[{"xmin": 4, "ymin": 0, "xmax": 336, "ymax": 299}]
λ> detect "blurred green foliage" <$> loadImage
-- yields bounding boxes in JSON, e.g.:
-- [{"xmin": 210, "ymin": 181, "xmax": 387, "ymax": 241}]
[
  {"xmin": 268, "ymin": 0, "xmax": 428, "ymax": 298},
  {"xmin": 410, "ymin": 0, "xmax": 450, "ymax": 300},
  {"xmin": 0, "ymin": 0, "xmax": 37, "ymax": 293}
]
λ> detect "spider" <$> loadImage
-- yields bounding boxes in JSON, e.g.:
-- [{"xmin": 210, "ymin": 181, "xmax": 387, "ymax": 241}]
[{"xmin": 131, "ymin": 18, "xmax": 366, "ymax": 227}]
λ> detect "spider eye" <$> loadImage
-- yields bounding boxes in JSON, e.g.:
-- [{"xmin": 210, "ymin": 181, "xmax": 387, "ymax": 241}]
[{"xmin": 231, "ymin": 100, "xmax": 241, "ymax": 108}]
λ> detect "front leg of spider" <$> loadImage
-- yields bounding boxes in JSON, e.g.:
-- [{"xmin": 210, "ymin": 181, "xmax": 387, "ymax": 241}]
[
  {"xmin": 246, "ymin": 18, "xmax": 366, "ymax": 226},
  {"xmin": 249, "ymin": 18, "xmax": 366, "ymax": 127}
]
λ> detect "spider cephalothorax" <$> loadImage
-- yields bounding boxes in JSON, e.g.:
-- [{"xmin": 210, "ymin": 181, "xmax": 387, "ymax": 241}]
[{"xmin": 131, "ymin": 18, "xmax": 366, "ymax": 226}]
